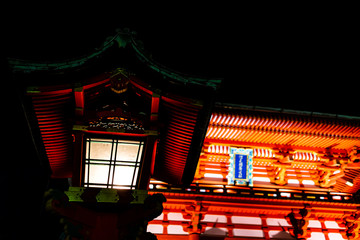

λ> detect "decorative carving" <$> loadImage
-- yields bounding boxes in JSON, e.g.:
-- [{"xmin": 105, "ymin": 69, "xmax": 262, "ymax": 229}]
[
  {"xmin": 313, "ymin": 147, "xmax": 360, "ymax": 188},
  {"xmin": 88, "ymin": 115, "xmax": 145, "ymax": 132},
  {"xmin": 87, "ymin": 93, "xmax": 147, "ymax": 132},
  {"xmin": 349, "ymin": 146, "xmax": 360, "ymax": 163},
  {"xmin": 317, "ymin": 151, "xmax": 345, "ymax": 188},
  {"xmin": 273, "ymin": 166, "xmax": 288, "ymax": 186},
  {"xmin": 285, "ymin": 204, "xmax": 312, "ymax": 240},
  {"xmin": 342, "ymin": 208, "xmax": 360, "ymax": 239},
  {"xmin": 184, "ymin": 198, "xmax": 208, "ymax": 235},
  {"xmin": 110, "ymin": 68, "xmax": 133, "ymax": 94},
  {"xmin": 272, "ymin": 149, "xmax": 294, "ymax": 186}
]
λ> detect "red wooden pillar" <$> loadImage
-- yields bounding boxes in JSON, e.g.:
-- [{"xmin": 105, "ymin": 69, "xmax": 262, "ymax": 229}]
[
  {"xmin": 185, "ymin": 198, "xmax": 207, "ymax": 237},
  {"xmin": 72, "ymin": 131, "xmax": 84, "ymax": 187},
  {"xmin": 72, "ymin": 87, "xmax": 85, "ymax": 186},
  {"xmin": 162, "ymin": 211, "xmax": 169, "ymax": 235},
  {"xmin": 225, "ymin": 212, "xmax": 234, "ymax": 238},
  {"xmin": 150, "ymin": 93, "xmax": 160, "ymax": 125},
  {"xmin": 138, "ymin": 135, "xmax": 157, "ymax": 190},
  {"xmin": 74, "ymin": 87, "xmax": 84, "ymax": 121},
  {"xmin": 260, "ymin": 214, "xmax": 270, "ymax": 240},
  {"xmin": 319, "ymin": 217, "xmax": 330, "ymax": 240}
]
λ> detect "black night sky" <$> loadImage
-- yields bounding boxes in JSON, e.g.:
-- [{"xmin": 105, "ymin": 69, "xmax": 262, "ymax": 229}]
[
  {"xmin": 4, "ymin": 6, "xmax": 359, "ymax": 117},
  {"xmin": 1, "ymin": 5, "xmax": 359, "ymax": 239}
]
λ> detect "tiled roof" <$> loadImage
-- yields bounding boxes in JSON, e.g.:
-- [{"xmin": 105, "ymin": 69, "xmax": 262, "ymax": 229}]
[{"xmin": 207, "ymin": 110, "xmax": 360, "ymax": 151}]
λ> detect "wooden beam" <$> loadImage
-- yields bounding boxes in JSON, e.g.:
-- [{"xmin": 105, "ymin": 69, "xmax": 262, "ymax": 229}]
[{"xmin": 74, "ymin": 87, "xmax": 84, "ymax": 120}]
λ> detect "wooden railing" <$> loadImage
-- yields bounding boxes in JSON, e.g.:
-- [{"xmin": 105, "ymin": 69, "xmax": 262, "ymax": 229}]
[{"xmin": 149, "ymin": 182, "xmax": 355, "ymax": 202}]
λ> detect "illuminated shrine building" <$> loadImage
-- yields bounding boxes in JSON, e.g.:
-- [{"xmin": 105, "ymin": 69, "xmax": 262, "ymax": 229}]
[
  {"xmin": 147, "ymin": 108, "xmax": 360, "ymax": 240},
  {"xmin": 8, "ymin": 29, "xmax": 360, "ymax": 240}
]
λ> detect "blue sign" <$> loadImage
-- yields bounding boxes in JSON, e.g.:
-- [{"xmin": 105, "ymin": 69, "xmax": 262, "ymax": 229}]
[
  {"xmin": 234, "ymin": 154, "xmax": 248, "ymax": 180},
  {"xmin": 227, "ymin": 148, "xmax": 253, "ymax": 186}
]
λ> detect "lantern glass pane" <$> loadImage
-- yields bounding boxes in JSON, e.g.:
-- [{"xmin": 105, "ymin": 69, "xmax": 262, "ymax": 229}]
[{"xmin": 84, "ymin": 137, "xmax": 144, "ymax": 189}]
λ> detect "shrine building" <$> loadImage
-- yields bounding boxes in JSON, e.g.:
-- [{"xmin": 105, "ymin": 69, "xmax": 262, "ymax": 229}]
[
  {"xmin": 7, "ymin": 29, "xmax": 360, "ymax": 240},
  {"xmin": 148, "ymin": 105, "xmax": 360, "ymax": 240}
]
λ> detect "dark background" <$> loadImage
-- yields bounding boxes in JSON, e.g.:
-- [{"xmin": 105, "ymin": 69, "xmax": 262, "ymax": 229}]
[
  {"xmin": 4, "ymin": 5, "xmax": 359, "ymax": 116},
  {"xmin": 1, "ymin": 4, "xmax": 359, "ymax": 239}
]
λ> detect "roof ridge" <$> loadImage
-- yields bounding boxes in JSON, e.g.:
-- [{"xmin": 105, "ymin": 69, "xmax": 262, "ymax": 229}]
[{"xmin": 215, "ymin": 102, "xmax": 360, "ymax": 121}]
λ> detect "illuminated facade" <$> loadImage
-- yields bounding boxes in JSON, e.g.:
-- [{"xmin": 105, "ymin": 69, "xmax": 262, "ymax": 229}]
[
  {"xmin": 147, "ymin": 106, "xmax": 360, "ymax": 240},
  {"xmin": 9, "ymin": 29, "xmax": 360, "ymax": 240}
]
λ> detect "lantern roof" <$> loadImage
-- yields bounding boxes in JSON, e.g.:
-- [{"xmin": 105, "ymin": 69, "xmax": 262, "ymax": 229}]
[
  {"xmin": 8, "ymin": 29, "xmax": 221, "ymax": 92},
  {"xmin": 10, "ymin": 29, "xmax": 222, "ymax": 186}
]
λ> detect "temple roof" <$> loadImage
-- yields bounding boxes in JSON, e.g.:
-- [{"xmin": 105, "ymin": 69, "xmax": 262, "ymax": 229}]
[
  {"xmin": 208, "ymin": 104, "xmax": 360, "ymax": 152},
  {"xmin": 200, "ymin": 103, "xmax": 360, "ymax": 194}
]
